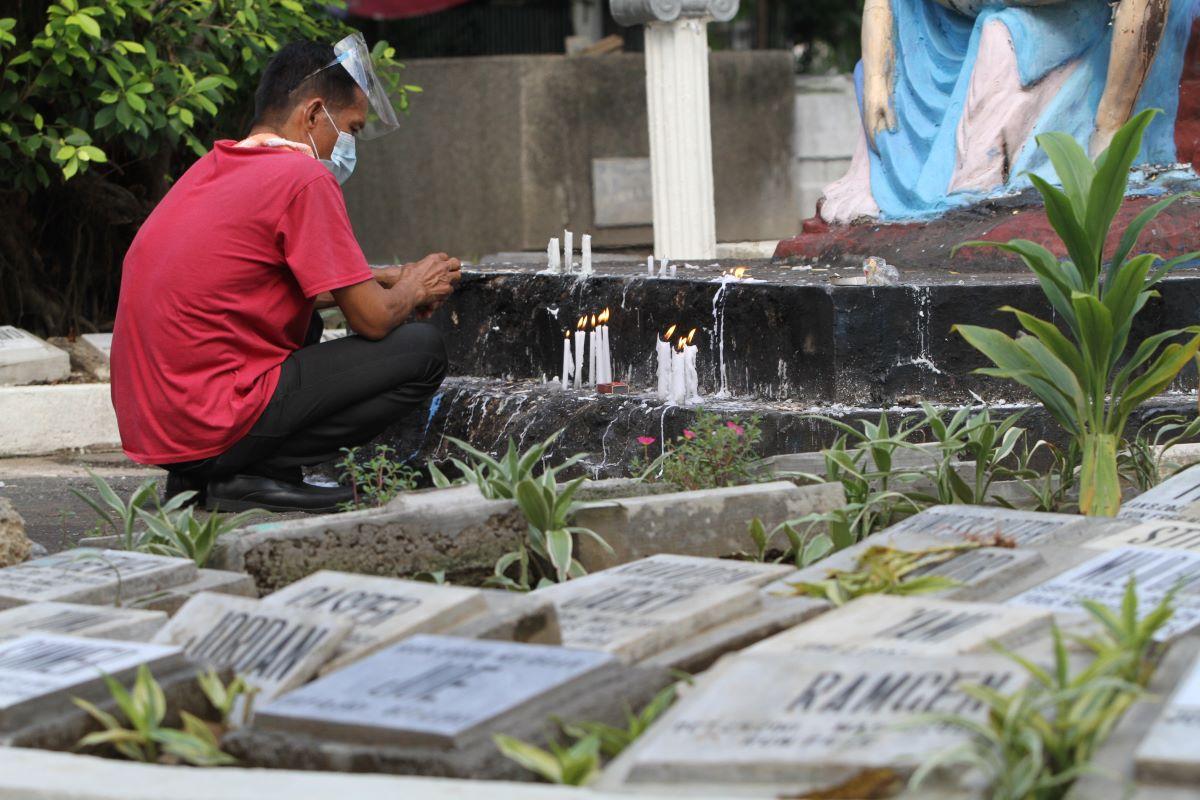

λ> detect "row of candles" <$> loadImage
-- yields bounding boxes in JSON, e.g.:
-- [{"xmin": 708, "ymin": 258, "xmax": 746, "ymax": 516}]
[
  {"xmin": 547, "ymin": 231, "xmax": 593, "ymax": 275},
  {"xmin": 561, "ymin": 309, "xmax": 613, "ymax": 389},
  {"xmin": 655, "ymin": 324, "xmax": 700, "ymax": 405}
]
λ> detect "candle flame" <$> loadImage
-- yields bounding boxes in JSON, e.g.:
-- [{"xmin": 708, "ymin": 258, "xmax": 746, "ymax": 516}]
[
  {"xmin": 599, "ymin": 307, "xmax": 610, "ymax": 324},
  {"xmin": 577, "ymin": 316, "xmax": 586, "ymax": 330},
  {"xmin": 687, "ymin": 328, "xmax": 697, "ymax": 345},
  {"xmin": 590, "ymin": 314, "xmax": 597, "ymax": 329},
  {"xmin": 676, "ymin": 336, "xmax": 687, "ymax": 352},
  {"xmin": 733, "ymin": 266, "xmax": 749, "ymax": 278},
  {"xmin": 564, "ymin": 329, "xmax": 571, "ymax": 339},
  {"xmin": 662, "ymin": 323, "xmax": 678, "ymax": 342}
]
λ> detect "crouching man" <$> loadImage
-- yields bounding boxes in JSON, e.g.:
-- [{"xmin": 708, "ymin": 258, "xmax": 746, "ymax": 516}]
[{"xmin": 111, "ymin": 36, "xmax": 459, "ymax": 513}]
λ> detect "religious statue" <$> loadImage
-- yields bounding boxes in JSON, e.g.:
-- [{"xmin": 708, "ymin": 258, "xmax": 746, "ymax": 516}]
[{"xmin": 819, "ymin": 0, "xmax": 1199, "ymax": 223}]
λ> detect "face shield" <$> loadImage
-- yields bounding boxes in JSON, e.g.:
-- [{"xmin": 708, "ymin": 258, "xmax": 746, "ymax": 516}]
[{"xmin": 313, "ymin": 32, "xmax": 400, "ymax": 140}]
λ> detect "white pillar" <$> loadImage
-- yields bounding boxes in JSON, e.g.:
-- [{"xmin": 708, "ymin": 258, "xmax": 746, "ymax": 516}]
[{"xmin": 644, "ymin": 18, "xmax": 717, "ymax": 260}]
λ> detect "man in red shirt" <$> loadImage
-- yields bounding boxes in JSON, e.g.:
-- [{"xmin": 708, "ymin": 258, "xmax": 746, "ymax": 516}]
[{"xmin": 111, "ymin": 38, "xmax": 460, "ymax": 513}]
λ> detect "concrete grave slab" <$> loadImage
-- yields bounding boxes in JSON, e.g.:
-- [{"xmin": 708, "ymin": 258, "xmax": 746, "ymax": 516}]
[
  {"xmin": 262, "ymin": 571, "xmax": 487, "ymax": 671},
  {"xmin": 153, "ymin": 593, "xmax": 351, "ymax": 700},
  {"xmin": 1007, "ymin": 547, "xmax": 1200, "ymax": 642},
  {"xmin": 604, "ymin": 651, "xmax": 1024, "ymax": 794},
  {"xmin": 0, "ymin": 633, "xmax": 184, "ymax": 734},
  {"xmin": 1120, "ymin": 464, "xmax": 1200, "ymax": 523},
  {"xmin": 1086, "ymin": 519, "xmax": 1200, "ymax": 553},
  {"xmin": 0, "ymin": 326, "xmax": 70, "ymax": 386},
  {"xmin": 572, "ymin": 481, "xmax": 845, "ymax": 571},
  {"xmin": 747, "ymin": 595, "xmax": 1051, "ymax": 657},
  {"xmin": 881, "ymin": 504, "xmax": 1111, "ymax": 547},
  {"xmin": 534, "ymin": 555, "xmax": 789, "ymax": 661},
  {"xmin": 0, "ymin": 549, "xmax": 197, "ymax": 609},
  {"xmin": 254, "ymin": 635, "xmax": 616, "ymax": 749},
  {"xmin": 0, "ymin": 602, "xmax": 166, "ymax": 641},
  {"xmin": 127, "ymin": 568, "xmax": 257, "ymax": 615},
  {"xmin": 79, "ymin": 333, "xmax": 112, "ymax": 362},
  {"xmin": 1136, "ymin": 649, "xmax": 1200, "ymax": 785},
  {"xmin": 438, "ymin": 589, "xmax": 561, "ymax": 646}
]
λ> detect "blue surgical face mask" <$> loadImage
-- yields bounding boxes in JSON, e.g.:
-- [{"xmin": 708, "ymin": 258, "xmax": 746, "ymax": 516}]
[{"xmin": 308, "ymin": 105, "xmax": 356, "ymax": 184}]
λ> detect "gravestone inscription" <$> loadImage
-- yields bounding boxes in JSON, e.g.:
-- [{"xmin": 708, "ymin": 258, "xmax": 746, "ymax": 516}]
[
  {"xmin": 748, "ymin": 595, "xmax": 1050, "ymax": 656},
  {"xmin": 0, "ymin": 633, "xmax": 183, "ymax": 731},
  {"xmin": 0, "ymin": 325, "xmax": 70, "ymax": 386},
  {"xmin": 1135, "ymin": 652, "xmax": 1200, "ymax": 784},
  {"xmin": 262, "ymin": 571, "xmax": 487, "ymax": 671},
  {"xmin": 1087, "ymin": 520, "xmax": 1200, "ymax": 553},
  {"xmin": 1007, "ymin": 547, "xmax": 1200, "ymax": 641},
  {"xmin": 0, "ymin": 550, "xmax": 197, "ymax": 609},
  {"xmin": 153, "ymin": 593, "xmax": 350, "ymax": 700},
  {"xmin": 883, "ymin": 504, "xmax": 1087, "ymax": 546},
  {"xmin": 1119, "ymin": 464, "xmax": 1200, "ymax": 523},
  {"xmin": 618, "ymin": 652, "xmax": 1024, "ymax": 788},
  {"xmin": 536, "ymin": 555, "xmax": 788, "ymax": 660},
  {"xmin": 254, "ymin": 635, "xmax": 615, "ymax": 748},
  {"xmin": 0, "ymin": 602, "xmax": 166, "ymax": 641}
]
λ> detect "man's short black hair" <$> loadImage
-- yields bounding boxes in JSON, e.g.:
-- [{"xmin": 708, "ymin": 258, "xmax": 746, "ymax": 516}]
[{"xmin": 253, "ymin": 41, "xmax": 360, "ymax": 126}]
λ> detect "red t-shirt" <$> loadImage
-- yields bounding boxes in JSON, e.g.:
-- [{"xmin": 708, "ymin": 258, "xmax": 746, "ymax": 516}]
[{"xmin": 111, "ymin": 140, "xmax": 373, "ymax": 464}]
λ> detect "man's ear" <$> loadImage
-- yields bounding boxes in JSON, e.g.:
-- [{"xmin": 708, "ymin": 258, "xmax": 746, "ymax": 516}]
[{"xmin": 301, "ymin": 98, "xmax": 325, "ymax": 131}]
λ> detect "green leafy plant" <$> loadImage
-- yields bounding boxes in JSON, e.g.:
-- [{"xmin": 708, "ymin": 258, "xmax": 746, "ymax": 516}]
[
  {"xmin": 561, "ymin": 682, "xmax": 679, "ymax": 759},
  {"xmin": 493, "ymin": 733, "xmax": 601, "ymax": 786},
  {"xmin": 196, "ymin": 669, "xmax": 259, "ymax": 729},
  {"xmin": 779, "ymin": 543, "xmax": 977, "ymax": 606},
  {"xmin": 71, "ymin": 471, "xmax": 187, "ymax": 549},
  {"xmin": 746, "ymin": 516, "xmax": 835, "ymax": 568},
  {"xmin": 337, "ymin": 444, "xmax": 419, "ymax": 510},
  {"xmin": 134, "ymin": 505, "xmax": 258, "ymax": 567},
  {"xmin": 910, "ymin": 404, "xmax": 1026, "ymax": 506},
  {"xmin": 911, "ymin": 578, "xmax": 1175, "ymax": 800},
  {"xmin": 1118, "ymin": 412, "xmax": 1200, "ymax": 494},
  {"xmin": 953, "ymin": 109, "xmax": 1200, "ymax": 517},
  {"xmin": 442, "ymin": 430, "xmax": 586, "ymax": 500},
  {"xmin": 73, "ymin": 665, "xmax": 236, "ymax": 766},
  {"xmin": 488, "ymin": 472, "xmax": 612, "ymax": 591},
  {"xmin": 634, "ymin": 411, "xmax": 764, "ymax": 491},
  {"xmin": 993, "ymin": 438, "xmax": 1080, "ymax": 514}
]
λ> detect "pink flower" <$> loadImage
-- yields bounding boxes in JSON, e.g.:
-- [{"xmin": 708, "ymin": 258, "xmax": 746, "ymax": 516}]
[
  {"xmin": 682, "ymin": 429, "xmax": 696, "ymax": 440},
  {"xmin": 726, "ymin": 421, "xmax": 745, "ymax": 436},
  {"xmin": 637, "ymin": 436, "xmax": 657, "ymax": 446}
]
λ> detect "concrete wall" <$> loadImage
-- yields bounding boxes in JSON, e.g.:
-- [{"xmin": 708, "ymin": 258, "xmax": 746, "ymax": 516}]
[
  {"xmin": 344, "ymin": 52, "xmax": 797, "ymax": 262},
  {"xmin": 792, "ymin": 74, "xmax": 860, "ymax": 221}
]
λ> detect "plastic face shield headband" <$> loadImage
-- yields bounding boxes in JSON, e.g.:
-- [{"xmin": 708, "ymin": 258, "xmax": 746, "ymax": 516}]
[{"xmin": 297, "ymin": 33, "xmax": 400, "ymax": 140}]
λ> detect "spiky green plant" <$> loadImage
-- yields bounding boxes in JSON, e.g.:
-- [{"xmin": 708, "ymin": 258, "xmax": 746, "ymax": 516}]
[{"xmin": 953, "ymin": 109, "xmax": 1200, "ymax": 516}]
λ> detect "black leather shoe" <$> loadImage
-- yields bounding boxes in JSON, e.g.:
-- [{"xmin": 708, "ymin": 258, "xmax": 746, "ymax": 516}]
[
  {"xmin": 164, "ymin": 471, "xmax": 206, "ymax": 508},
  {"xmin": 205, "ymin": 474, "xmax": 354, "ymax": 514}
]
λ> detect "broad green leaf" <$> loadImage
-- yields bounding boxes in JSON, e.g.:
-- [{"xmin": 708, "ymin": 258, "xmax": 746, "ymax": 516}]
[
  {"xmin": 1028, "ymin": 174, "xmax": 1096, "ymax": 286},
  {"xmin": 1036, "ymin": 131, "xmax": 1094, "ymax": 220},
  {"xmin": 66, "ymin": 13, "xmax": 102, "ymax": 38},
  {"xmin": 545, "ymin": 528, "xmax": 573, "ymax": 581},
  {"xmin": 1106, "ymin": 194, "xmax": 1184, "ymax": 288},
  {"xmin": 1086, "ymin": 109, "xmax": 1159, "ymax": 263}
]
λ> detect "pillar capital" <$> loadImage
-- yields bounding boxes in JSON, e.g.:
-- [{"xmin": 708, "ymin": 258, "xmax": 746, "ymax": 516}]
[{"xmin": 608, "ymin": 0, "xmax": 738, "ymax": 26}]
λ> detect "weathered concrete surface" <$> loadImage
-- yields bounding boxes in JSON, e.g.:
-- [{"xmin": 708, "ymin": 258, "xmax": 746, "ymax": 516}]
[
  {"xmin": 0, "ymin": 385, "xmax": 120, "ymax": 456},
  {"xmin": 128, "ymin": 569, "xmax": 258, "ymax": 614},
  {"xmin": 224, "ymin": 662, "xmax": 674, "ymax": 781},
  {"xmin": 210, "ymin": 486, "xmax": 525, "ymax": 594},
  {"xmin": 345, "ymin": 52, "xmax": 796, "ymax": 261},
  {"xmin": 572, "ymin": 480, "xmax": 845, "ymax": 570},
  {"xmin": 0, "ymin": 328, "xmax": 69, "ymax": 387},
  {"xmin": 439, "ymin": 590, "xmax": 562, "ymax": 647},
  {"xmin": 0, "ymin": 499, "xmax": 31, "ymax": 567}
]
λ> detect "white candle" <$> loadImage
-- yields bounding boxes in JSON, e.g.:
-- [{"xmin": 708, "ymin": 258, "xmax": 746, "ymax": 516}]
[
  {"xmin": 670, "ymin": 340, "xmax": 687, "ymax": 405},
  {"xmin": 684, "ymin": 344, "xmax": 699, "ymax": 400},
  {"xmin": 547, "ymin": 237, "xmax": 561, "ymax": 273},
  {"xmin": 561, "ymin": 330, "xmax": 573, "ymax": 389},
  {"xmin": 588, "ymin": 316, "xmax": 598, "ymax": 387},
  {"xmin": 602, "ymin": 325, "xmax": 612, "ymax": 384},
  {"xmin": 659, "ymin": 258, "xmax": 669, "ymax": 277},
  {"xmin": 655, "ymin": 324, "xmax": 676, "ymax": 400},
  {"xmin": 596, "ymin": 308, "xmax": 611, "ymax": 384},
  {"xmin": 669, "ymin": 264, "xmax": 677, "ymax": 278},
  {"xmin": 573, "ymin": 317, "xmax": 586, "ymax": 390},
  {"xmin": 564, "ymin": 231, "xmax": 574, "ymax": 273},
  {"xmin": 646, "ymin": 255, "xmax": 654, "ymax": 276},
  {"xmin": 582, "ymin": 234, "xmax": 592, "ymax": 275}
]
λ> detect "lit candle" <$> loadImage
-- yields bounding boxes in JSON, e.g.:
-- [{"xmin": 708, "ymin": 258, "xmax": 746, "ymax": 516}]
[
  {"xmin": 564, "ymin": 231, "xmax": 574, "ymax": 273},
  {"xmin": 646, "ymin": 255, "xmax": 654, "ymax": 276},
  {"xmin": 655, "ymin": 324, "xmax": 676, "ymax": 400},
  {"xmin": 561, "ymin": 329, "xmax": 573, "ymax": 389},
  {"xmin": 547, "ymin": 237, "xmax": 561, "ymax": 273},
  {"xmin": 598, "ymin": 307, "xmax": 612, "ymax": 384},
  {"xmin": 684, "ymin": 327, "xmax": 699, "ymax": 401},
  {"xmin": 588, "ymin": 314, "xmax": 598, "ymax": 387},
  {"xmin": 582, "ymin": 234, "xmax": 593, "ymax": 275},
  {"xmin": 574, "ymin": 316, "xmax": 586, "ymax": 390},
  {"xmin": 670, "ymin": 336, "xmax": 687, "ymax": 405}
]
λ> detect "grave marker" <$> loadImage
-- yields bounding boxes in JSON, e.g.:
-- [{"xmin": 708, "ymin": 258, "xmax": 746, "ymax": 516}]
[
  {"xmin": 748, "ymin": 595, "xmax": 1051, "ymax": 656},
  {"xmin": 262, "ymin": 571, "xmax": 487, "ymax": 670},
  {"xmin": 0, "ymin": 633, "xmax": 183, "ymax": 731},
  {"xmin": 0, "ymin": 326, "xmax": 70, "ymax": 386},
  {"xmin": 0, "ymin": 602, "xmax": 166, "ymax": 641},
  {"xmin": 1087, "ymin": 519, "xmax": 1200, "ymax": 553},
  {"xmin": 254, "ymin": 635, "xmax": 615, "ymax": 748},
  {"xmin": 536, "ymin": 555, "xmax": 789, "ymax": 660},
  {"xmin": 1007, "ymin": 547, "xmax": 1200, "ymax": 641},
  {"xmin": 617, "ymin": 652, "xmax": 1024, "ymax": 789},
  {"xmin": 1135, "ymin": 652, "xmax": 1200, "ymax": 783},
  {"xmin": 153, "ymin": 593, "xmax": 350, "ymax": 700},
  {"xmin": 1119, "ymin": 464, "xmax": 1200, "ymax": 523},
  {"xmin": 883, "ymin": 504, "xmax": 1087, "ymax": 546},
  {"xmin": 0, "ymin": 550, "xmax": 197, "ymax": 609}
]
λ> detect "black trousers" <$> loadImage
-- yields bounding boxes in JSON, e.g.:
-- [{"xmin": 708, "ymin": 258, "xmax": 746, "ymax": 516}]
[{"xmin": 166, "ymin": 317, "xmax": 447, "ymax": 483}]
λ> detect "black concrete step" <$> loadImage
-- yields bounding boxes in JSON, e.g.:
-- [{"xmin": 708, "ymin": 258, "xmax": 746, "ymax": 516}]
[
  {"xmin": 428, "ymin": 258, "xmax": 1200, "ymax": 407},
  {"xmin": 377, "ymin": 376, "xmax": 1198, "ymax": 480}
]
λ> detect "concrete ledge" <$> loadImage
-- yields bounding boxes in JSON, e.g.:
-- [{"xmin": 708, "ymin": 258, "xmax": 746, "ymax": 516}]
[
  {"xmin": 0, "ymin": 384, "xmax": 119, "ymax": 456},
  {"xmin": 0, "ymin": 746, "xmax": 685, "ymax": 800}
]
